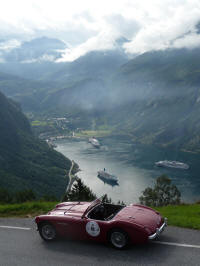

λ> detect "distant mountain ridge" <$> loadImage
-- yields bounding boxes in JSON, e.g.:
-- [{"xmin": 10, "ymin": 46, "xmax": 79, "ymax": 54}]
[
  {"xmin": 1, "ymin": 36, "xmax": 200, "ymax": 152},
  {"xmin": 3, "ymin": 36, "xmax": 67, "ymax": 63},
  {"xmin": 0, "ymin": 90, "xmax": 71, "ymax": 196}
]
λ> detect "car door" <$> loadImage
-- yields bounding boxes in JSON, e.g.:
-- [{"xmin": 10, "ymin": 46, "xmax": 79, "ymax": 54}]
[
  {"xmin": 55, "ymin": 214, "xmax": 88, "ymax": 239},
  {"xmin": 59, "ymin": 215, "xmax": 109, "ymax": 242},
  {"xmin": 82, "ymin": 218, "xmax": 109, "ymax": 242}
]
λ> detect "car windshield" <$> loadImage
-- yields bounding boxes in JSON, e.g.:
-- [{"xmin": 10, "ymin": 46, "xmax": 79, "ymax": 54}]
[
  {"xmin": 87, "ymin": 202, "xmax": 125, "ymax": 221},
  {"xmin": 82, "ymin": 197, "xmax": 102, "ymax": 218}
]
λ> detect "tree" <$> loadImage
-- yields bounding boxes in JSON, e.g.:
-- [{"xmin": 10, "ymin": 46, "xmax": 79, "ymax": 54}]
[
  {"xmin": 15, "ymin": 189, "xmax": 36, "ymax": 203},
  {"xmin": 40, "ymin": 194, "xmax": 58, "ymax": 202},
  {"xmin": 63, "ymin": 178, "xmax": 96, "ymax": 202},
  {"xmin": 0, "ymin": 188, "xmax": 12, "ymax": 203},
  {"xmin": 102, "ymin": 194, "xmax": 112, "ymax": 203},
  {"xmin": 139, "ymin": 175, "xmax": 181, "ymax": 207}
]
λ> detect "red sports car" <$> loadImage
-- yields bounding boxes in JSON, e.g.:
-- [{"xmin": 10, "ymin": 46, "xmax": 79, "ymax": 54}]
[{"xmin": 35, "ymin": 198, "xmax": 167, "ymax": 249}]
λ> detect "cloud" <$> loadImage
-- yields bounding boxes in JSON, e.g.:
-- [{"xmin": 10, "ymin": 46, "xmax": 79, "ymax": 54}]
[
  {"xmin": 1, "ymin": 0, "xmax": 200, "ymax": 61},
  {"xmin": 123, "ymin": 0, "xmax": 200, "ymax": 54},
  {"xmin": 57, "ymin": 30, "xmax": 119, "ymax": 62},
  {"xmin": 0, "ymin": 39, "xmax": 21, "ymax": 51},
  {"xmin": 21, "ymin": 54, "xmax": 56, "ymax": 63}
]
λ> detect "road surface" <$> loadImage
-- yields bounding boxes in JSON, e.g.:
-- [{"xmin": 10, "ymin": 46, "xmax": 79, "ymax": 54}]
[{"xmin": 0, "ymin": 218, "xmax": 200, "ymax": 266}]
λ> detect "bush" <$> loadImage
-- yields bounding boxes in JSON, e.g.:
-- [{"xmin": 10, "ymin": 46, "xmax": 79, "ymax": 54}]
[{"xmin": 139, "ymin": 175, "xmax": 181, "ymax": 207}]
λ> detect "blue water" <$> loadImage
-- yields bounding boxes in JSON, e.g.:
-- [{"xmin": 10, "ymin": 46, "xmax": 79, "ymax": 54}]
[{"xmin": 55, "ymin": 137, "xmax": 200, "ymax": 204}]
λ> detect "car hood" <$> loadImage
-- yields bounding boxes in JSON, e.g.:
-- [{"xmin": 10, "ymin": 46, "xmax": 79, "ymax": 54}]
[
  {"xmin": 48, "ymin": 202, "xmax": 91, "ymax": 217},
  {"xmin": 115, "ymin": 204, "xmax": 162, "ymax": 232}
]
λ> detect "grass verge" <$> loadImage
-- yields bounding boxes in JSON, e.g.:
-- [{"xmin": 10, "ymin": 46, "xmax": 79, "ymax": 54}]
[
  {"xmin": 0, "ymin": 202, "xmax": 200, "ymax": 230},
  {"xmin": 0, "ymin": 202, "xmax": 58, "ymax": 217},
  {"xmin": 155, "ymin": 204, "xmax": 200, "ymax": 230}
]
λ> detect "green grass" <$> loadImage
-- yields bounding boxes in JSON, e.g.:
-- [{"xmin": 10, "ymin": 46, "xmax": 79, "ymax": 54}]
[
  {"xmin": 0, "ymin": 202, "xmax": 200, "ymax": 230},
  {"xmin": 0, "ymin": 201, "xmax": 58, "ymax": 217},
  {"xmin": 31, "ymin": 120, "xmax": 48, "ymax": 126},
  {"xmin": 76, "ymin": 130, "xmax": 112, "ymax": 137},
  {"xmin": 155, "ymin": 204, "xmax": 200, "ymax": 230}
]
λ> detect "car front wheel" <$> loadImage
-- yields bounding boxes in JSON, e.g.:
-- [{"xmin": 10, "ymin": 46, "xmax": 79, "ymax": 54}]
[
  {"xmin": 110, "ymin": 229, "xmax": 129, "ymax": 249},
  {"xmin": 39, "ymin": 223, "xmax": 57, "ymax": 241}
]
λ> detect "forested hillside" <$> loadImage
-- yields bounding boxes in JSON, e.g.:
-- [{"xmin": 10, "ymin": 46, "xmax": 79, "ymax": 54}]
[
  {"xmin": 106, "ymin": 48, "xmax": 200, "ymax": 152},
  {"xmin": 0, "ymin": 91, "xmax": 71, "ymax": 197}
]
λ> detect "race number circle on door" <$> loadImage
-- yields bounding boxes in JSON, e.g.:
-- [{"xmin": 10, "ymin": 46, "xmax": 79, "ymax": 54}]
[{"xmin": 86, "ymin": 221, "xmax": 100, "ymax": 237}]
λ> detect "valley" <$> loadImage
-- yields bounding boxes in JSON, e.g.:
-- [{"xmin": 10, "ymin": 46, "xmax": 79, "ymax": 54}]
[{"xmin": 1, "ymin": 36, "xmax": 200, "ymax": 202}]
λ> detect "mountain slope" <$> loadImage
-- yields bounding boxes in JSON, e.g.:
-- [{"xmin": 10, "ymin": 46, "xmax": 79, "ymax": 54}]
[
  {"xmin": 105, "ymin": 48, "xmax": 200, "ymax": 151},
  {"xmin": 3, "ymin": 37, "xmax": 67, "ymax": 63},
  {"xmin": 2, "ymin": 43, "xmax": 200, "ymax": 152},
  {"xmin": 0, "ymin": 71, "xmax": 56, "ymax": 110},
  {"xmin": 48, "ymin": 50, "xmax": 129, "ymax": 83},
  {"xmin": 0, "ymin": 91, "xmax": 71, "ymax": 197}
]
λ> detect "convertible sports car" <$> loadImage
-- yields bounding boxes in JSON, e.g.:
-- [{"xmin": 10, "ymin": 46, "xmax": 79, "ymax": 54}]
[{"xmin": 35, "ymin": 198, "xmax": 167, "ymax": 249}]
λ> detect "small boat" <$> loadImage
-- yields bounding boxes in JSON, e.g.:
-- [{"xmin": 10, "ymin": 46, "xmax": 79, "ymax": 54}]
[
  {"xmin": 97, "ymin": 170, "xmax": 118, "ymax": 184},
  {"xmin": 89, "ymin": 137, "xmax": 100, "ymax": 148},
  {"xmin": 155, "ymin": 160, "xmax": 189, "ymax": 169}
]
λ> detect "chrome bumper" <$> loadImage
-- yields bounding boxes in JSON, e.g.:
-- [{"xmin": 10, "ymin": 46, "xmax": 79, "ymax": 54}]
[{"xmin": 148, "ymin": 218, "xmax": 167, "ymax": 240}]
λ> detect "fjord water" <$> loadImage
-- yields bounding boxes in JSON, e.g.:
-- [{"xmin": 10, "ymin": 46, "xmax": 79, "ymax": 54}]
[{"xmin": 55, "ymin": 137, "xmax": 200, "ymax": 204}]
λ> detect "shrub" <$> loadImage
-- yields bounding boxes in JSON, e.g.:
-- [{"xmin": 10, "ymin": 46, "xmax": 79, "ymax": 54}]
[{"xmin": 139, "ymin": 175, "xmax": 181, "ymax": 207}]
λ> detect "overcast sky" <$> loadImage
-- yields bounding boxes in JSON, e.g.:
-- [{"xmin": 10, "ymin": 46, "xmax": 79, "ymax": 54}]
[{"xmin": 1, "ymin": 0, "xmax": 200, "ymax": 61}]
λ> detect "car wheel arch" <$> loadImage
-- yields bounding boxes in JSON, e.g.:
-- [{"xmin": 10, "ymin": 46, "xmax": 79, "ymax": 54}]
[
  {"xmin": 38, "ymin": 220, "xmax": 54, "ymax": 228},
  {"xmin": 38, "ymin": 221, "xmax": 57, "ymax": 241},
  {"xmin": 107, "ymin": 227, "xmax": 129, "ymax": 241}
]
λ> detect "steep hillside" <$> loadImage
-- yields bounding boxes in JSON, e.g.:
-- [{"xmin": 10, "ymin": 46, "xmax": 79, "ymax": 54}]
[
  {"xmin": 48, "ymin": 50, "xmax": 129, "ymax": 84},
  {"xmin": 0, "ymin": 91, "xmax": 71, "ymax": 197},
  {"xmin": 106, "ymin": 48, "xmax": 200, "ymax": 152},
  {"xmin": 0, "ymin": 71, "xmax": 55, "ymax": 110}
]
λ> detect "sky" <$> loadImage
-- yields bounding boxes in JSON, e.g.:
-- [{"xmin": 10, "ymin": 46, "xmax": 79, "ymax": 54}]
[{"xmin": 0, "ymin": 0, "xmax": 200, "ymax": 61}]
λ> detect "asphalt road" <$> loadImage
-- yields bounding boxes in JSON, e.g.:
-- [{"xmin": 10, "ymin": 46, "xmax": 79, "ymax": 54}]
[{"xmin": 0, "ymin": 218, "xmax": 200, "ymax": 266}]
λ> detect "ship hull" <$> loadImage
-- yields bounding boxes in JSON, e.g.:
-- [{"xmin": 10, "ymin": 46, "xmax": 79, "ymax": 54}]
[{"xmin": 155, "ymin": 161, "xmax": 189, "ymax": 169}]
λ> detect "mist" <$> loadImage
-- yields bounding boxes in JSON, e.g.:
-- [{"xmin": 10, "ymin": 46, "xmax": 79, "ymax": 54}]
[{"xmin": 1, "ymin": 0, "xmax": 200, "ymax": 62}]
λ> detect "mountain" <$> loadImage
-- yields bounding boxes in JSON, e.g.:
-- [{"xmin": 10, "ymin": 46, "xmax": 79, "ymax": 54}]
[
  {"xmin": 0, "ymin": 71, "xmax": 56, "ymax": 110},
  {"xmin": 0, "ymin": 36, "xmax": 129, "ymax": 82},
  {"xmin": 34, "ymin": 48, "xmax": 129, "ymax": 110},
  {"xmin": 2, "ymin": 38, "xmax": 200, "ymax": 152},
  {"xmin": 44, "ymin": 37, "xmax": 130, "ymax": 84},
  {"xmin": 48, "ymin": 49, "xmax": 129, "ymax": 83},
  {"xmin": 0, "ymin": 37, "xmax": 69, "ymax": 81},
  {"xmin": 0, "ymin": 90, "xmax": 71, "ymax": 197},
  {"xmin": 41, "ymin": 47, "xmax": 200, "ymax": 153},
  {"xmin": 104, "ymin": 48, "xmax": 200, "ymax": 152},
  {"xmin": 3, "ymin": 37, "xmax": 67, "ymax": 63},
  {"xmin": 0, "ymin": 40, "xmax": 129, "ymax": 111}
]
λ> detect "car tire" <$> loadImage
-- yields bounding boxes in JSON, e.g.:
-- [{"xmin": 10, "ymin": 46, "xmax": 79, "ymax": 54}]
[
  {"xmin": 39, "ymin": 223, "xmax": 57, "ymax": 241},
  {"xmin": 109, "ymin": 229, "xmax": 129, "ymax": 249}
]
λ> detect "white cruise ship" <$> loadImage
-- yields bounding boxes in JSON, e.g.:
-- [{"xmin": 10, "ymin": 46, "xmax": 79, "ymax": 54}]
[
  {"xmin": 97, "ymin": 170, "xmax": 118, "ymax": 183},
  {"xmin": 155, "ymin": 160, "xmax": 189, "ymax": 169},
  {"xmin": 89, "ymin": 137, "xmax": 100, "ymax": 148}
]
